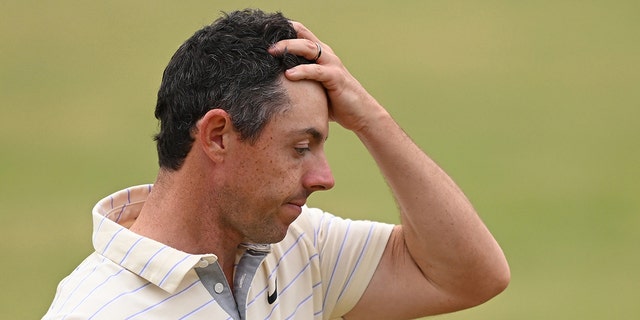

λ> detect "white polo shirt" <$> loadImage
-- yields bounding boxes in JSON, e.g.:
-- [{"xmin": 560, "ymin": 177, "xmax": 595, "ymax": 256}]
[{"xmin": 43, "ymin": 185, "xmax": 393, "ymax": 319}]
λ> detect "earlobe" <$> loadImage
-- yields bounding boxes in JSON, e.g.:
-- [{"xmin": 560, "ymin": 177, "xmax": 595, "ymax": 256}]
[{"xmin": 196, "ymin": 109, "xmax": 232, "ymax": 162}]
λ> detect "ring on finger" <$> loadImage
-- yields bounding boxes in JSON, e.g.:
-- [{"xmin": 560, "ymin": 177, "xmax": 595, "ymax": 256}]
[{"xmin": 313, "ymin": 42, "xmax": 322, "ymax": 62}]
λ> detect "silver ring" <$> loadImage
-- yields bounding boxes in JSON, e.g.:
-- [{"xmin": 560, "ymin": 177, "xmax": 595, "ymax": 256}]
[{"xmin": 313, "ymin": 42, "xmax": 322, "ymax": 62}]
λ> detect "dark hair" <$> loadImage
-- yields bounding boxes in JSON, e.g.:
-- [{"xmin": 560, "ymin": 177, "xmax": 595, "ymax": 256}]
[{"xmin": 154, "ymin": 9, "xmax": 313, "ymax": 170}]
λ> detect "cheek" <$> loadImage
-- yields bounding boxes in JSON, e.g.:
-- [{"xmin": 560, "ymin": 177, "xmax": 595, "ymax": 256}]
[
  {"xmin": 257, "ymin": 160, "xmax": 304, "ymax": 196},
  {"xmin": 264, "ymin": 161, "xmax": 301, "ymax": 187},
  {"xmin": 235, "ymin": 144, "xmax": 304, "ymax": 189}
]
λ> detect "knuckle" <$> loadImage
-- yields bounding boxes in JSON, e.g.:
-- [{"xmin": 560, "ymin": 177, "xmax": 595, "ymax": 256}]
[
  {"xmin": 313, "ymin": 64, "xmax": 324, "ymax": 75},
  {"xmin": 306, "ymin": 39, "xmax": 317, "ymax": 50}
]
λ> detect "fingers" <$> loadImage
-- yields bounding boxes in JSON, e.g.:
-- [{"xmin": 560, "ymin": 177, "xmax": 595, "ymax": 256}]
[
  {"xmin": 269, "ymin": 38, "xmax": 324, "ymax": 63},
  {"xmin": 269, "ymin": 21, "xmax": 333, "ymax": 63},
  {"xmin": 268, "ymin": 21, "xmax": 337, "ymax": 83},
  {"xmin": 312, "ymin": 41, "xmax": 322, "ymax": 61},
  {"xmin": 290, "ymin": 21, "xmax": 320, "ymax": 43}
]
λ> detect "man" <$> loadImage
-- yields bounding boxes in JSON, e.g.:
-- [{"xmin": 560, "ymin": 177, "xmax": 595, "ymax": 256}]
[{"xmin": 44, "ymin": 9, "xmax": 509, "ymax": 320}]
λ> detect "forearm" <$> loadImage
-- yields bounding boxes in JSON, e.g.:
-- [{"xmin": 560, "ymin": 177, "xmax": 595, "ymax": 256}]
[
  {"xmin": 354, "ymin": 100, "xmax": 509, "ymax": 301},
  {"xmin": 270, "ymin": 23, "xmax": 509, "ymax": 315}
]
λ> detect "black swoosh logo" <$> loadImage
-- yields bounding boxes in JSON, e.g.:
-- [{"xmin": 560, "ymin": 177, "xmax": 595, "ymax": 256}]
[{"xmin": 267, "ymin": 278, "xmax": 278, "ymax": 304}]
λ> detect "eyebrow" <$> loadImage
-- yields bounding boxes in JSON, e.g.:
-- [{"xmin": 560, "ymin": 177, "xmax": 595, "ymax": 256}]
[{"xmin": 298, "ymin": 128, "xmax": 327, "ymax": 143}]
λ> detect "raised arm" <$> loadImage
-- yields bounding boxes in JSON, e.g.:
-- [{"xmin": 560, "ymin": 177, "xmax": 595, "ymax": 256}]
[{"xmin": 270, "ymin": 22, "xmax": 510, "ymax": 319}]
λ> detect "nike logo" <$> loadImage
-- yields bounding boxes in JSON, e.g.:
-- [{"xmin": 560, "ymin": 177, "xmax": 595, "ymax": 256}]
[{"xmin": 267, "ymin": 278, "xmax": 278, "ymax": 304}]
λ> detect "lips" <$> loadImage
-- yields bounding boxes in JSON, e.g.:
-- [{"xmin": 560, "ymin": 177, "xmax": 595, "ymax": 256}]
[
  {"xmin": 283, "ymin": 199, "xmax": 306, "ymax": 219},
  {"xmin": 287, "ymin": 199, "xmax": 306, "ymax": 207},
  {"xmin": 284, "ymin": 202, "xmax": 304, "ymax": 214}
]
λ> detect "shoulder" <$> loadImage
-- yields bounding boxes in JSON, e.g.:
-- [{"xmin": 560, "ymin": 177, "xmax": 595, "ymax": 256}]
[
  {"xmin": 281, "ymin": 206, "xmax": 394, "ymax": 264},
  {"xmin": 290, "ymin": 206, "xmax": 394, "ymax": 247}
]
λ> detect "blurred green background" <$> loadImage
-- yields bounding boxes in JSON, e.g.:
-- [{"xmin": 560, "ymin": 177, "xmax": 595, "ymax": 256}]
[{"xmin": 1, "ymin": 0, "xmax": 638, "ymax": 319}]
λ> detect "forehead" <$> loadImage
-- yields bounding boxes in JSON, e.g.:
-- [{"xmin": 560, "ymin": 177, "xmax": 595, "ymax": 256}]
[{"xmin": 264, "ymin": 79, "xmax": 329, "ymax": 139}]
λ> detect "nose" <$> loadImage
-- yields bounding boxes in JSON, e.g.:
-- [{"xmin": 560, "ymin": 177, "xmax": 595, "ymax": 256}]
[{"xmin": 303, "ymin": 153, "xmax": 335, "ymax": 192}]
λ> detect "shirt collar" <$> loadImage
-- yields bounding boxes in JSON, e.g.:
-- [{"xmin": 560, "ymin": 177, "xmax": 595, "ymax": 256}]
[{"xmin": 91, "ymin": 185, "xmax": 217, "ymax": 293}]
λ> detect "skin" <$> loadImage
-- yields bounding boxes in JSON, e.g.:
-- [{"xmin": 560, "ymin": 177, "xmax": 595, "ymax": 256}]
[
  {"xmin": 206, "ymin": 79, "xmax": 334, "ymax": 246},
  {"xmin": 131, "ymin": 20, "xmax": 509, "ymax": 319},
  {"xmin": 268, "ymin": 22, "xmax": 511, "ymax": 319},
  {"xmin": 129, "ymin": 79, "xmax": 334, "ymax": 287}
]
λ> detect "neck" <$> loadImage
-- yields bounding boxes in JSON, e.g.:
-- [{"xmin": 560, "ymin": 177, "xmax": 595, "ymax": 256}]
[{"xmin": 129, "ymin": 169, "xmax": 241, "ymax": 282}]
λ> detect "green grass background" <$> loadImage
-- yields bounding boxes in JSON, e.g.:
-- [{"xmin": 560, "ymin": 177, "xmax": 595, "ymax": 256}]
[{"xmin": 2, "ymin": 0, "xmax": 638, "ymax": 319}]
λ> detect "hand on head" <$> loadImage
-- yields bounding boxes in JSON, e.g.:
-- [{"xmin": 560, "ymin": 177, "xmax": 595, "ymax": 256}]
[{"xmin": 269, "ymin": 22, "xmax": 383, "ymax": 133}]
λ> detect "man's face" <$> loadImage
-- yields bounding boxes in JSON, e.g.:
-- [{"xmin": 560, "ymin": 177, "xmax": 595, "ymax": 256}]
[{"xmin": 213, "ymin": 78, "xmax": 334, "ymax": 244}]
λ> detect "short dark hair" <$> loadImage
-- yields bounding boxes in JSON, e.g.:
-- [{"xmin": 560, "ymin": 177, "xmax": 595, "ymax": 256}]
[{"xmin": 154, "ymin": 9, "xmax": 313, "ymax": 170}]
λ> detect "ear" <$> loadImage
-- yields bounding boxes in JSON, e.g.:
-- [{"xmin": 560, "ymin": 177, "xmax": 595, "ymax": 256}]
[{"xmin": 195, "ymin": 109, "xmax": 233, "ymax": 163}]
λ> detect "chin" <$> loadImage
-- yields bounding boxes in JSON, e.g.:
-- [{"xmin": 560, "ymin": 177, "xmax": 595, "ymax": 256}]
[
  {"xmin": 271, "ymin": 221, "xmax": 293, "ymax": 243},
  {"xmin": 247, "ymin": 221, "xmax": 290, "ymax": 244},
  {"xmin": 249, "ymin": 206, "xmax": 300, "ymax": 244},
  {"xmin": 270, "ymin": 233, "xmax": 288, "ymax": 244}
]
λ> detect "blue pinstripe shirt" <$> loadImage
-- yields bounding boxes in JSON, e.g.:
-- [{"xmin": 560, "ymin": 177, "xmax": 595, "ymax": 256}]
[{"xmin": 43, "ymin": 185, "xmax": 393, "ymax": 319}]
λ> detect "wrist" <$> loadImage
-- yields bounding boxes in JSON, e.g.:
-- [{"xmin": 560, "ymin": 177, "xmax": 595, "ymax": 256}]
[{"xmin": 351, "ymin": 100, "xmax": 391, "ymax": 134}]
